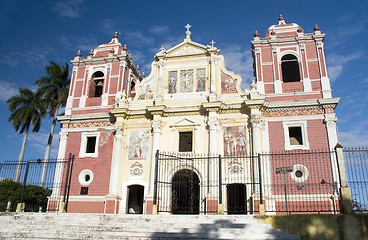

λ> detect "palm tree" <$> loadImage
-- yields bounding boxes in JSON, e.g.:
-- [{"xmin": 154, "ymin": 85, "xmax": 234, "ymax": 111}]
[
  {"xmin": 35, "ymin": 61, "xmax": 70, "ymax": 187},
  {"xmin": 7, "ymin": 88, "xmax": 45, "ymax": 183}
]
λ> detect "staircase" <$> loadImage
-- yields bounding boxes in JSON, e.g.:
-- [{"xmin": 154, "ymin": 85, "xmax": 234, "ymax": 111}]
[{"xmin": 0, "ymin": 213, "xmax": 299, "ymax": 240}]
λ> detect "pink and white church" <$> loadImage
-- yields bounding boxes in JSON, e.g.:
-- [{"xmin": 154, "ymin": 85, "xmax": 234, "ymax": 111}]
[{"xmin": 52, "ymin": 16, "xmax": 341, "ymax": 214}]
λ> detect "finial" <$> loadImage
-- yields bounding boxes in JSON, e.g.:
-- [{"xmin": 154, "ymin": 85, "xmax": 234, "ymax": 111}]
[
  {"xmin": 123, "ymin": 44, "xmax": 127, "ymax": 51},
  {"xmin": 254, "ymin": 30, "xmax": 259, "ymax": 38},
  {"xmin": 210, "ymin": 40, "xmax": 216, "ymax": 47},
  {"xmin": 278, "ymin": 14, "xmax": 286, "ymax": 25},
  {"xmin": 76, "ymin": 50, "xmax": 81, "ymax": 57},
  {"xmin": 129, "ymin": 54, "xmax": 132, "ymax": 60},
  {"xmin": 136, "ymin": 65, "xmax": 140, "ymax": 71},
  {"xmin": 185, "ymin": 24, "xmax": 192, "ymax": 40},
  {"xmin": 250, "ymin": 80, "xmax": 257, "ymax": 90},
  {"xmin": 89, "ymin": 49, "xmax": 93, "ymax": 56},
  {"xmin": 314, "ymin": 24, "xmax": 320, "ymax": 31},
  {"xmin": 160, "ymin": 46, "xmax": 165, "ymax": 52},
  {"xmin": 114, "ymin": 32, "xmax": 118, "ymax": 38},
  {"xmin": 142, "ymin": 72, "xmax": 145, "ymax": 78},
  {"xmin": 297, "ymin": 26, "xmax": 303, "ymax": 33}
]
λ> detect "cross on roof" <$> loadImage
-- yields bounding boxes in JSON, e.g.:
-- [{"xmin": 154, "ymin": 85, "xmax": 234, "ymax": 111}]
[
  {"xmin": 160, "ymin": 46, "xmax": 165, "ymax": 51},
  {"xmin": 210, "ymin": 40, "xmax": 216, "ymax": 47},
  {"xmin": 185, "ymin": 24, "xmax": 192, "ymax": 32}
]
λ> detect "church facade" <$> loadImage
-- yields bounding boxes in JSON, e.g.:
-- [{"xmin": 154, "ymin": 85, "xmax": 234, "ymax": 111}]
[{"xmin": 52, "ymin": 16, "xmax": 341, "ymax": 214}]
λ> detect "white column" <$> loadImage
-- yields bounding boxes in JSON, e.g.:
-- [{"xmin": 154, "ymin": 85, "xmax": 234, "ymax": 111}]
[
  {"xmin": 51, "ymin": 130, "xmax": 68, "ymax": 197},
  {"xmin": 324, "ymin": 114, "xmax": 340, "ymax": 185},
  {"xmin": 210, "ymin": 54, "xmax": 216, "ymax": 93},
  {"xmin": 108, "ymin": 126, "xmax": 123, "ymax": 196},
  {"xmin": 149, "ymin": 122, "xmax": 161, "ymax": 194},
  {"xmin": 208, "ymin": 118, "xmax": 218, "ymax": 195},
  {"xmin": 251, "ymin": 116, "xmax": 262, "ymax": 191},
  {"xmin": 157, "ymin": 61, "xmax": 163, "ymax": 98}
]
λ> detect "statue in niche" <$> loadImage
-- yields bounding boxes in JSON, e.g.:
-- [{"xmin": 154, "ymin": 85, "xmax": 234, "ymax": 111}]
[
  {"xmin": 196, "ymin": 68, "xmax": 206, "ymax": 92},
  {"xmin": 180, "ymin": 69, "xmax": 193, "ymax": 93},
  {"xmin": 168, "ymin": 71, "xmax": 177, "ymax": 94}
]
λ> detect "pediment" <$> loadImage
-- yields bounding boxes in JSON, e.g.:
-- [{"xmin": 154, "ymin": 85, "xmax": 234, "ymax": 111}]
[
  {"xmin": 165, "ymin": 41, "xmax": 208, "ymax": 58},
  {"xmin": 170, "ymin": 118, "xmax": 200, "ymax": 127}
]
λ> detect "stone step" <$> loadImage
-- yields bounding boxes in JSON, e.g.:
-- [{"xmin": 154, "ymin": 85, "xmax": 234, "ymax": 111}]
[
  {"xmin": 1, "ymin": 224, "xmax": 281, "ymax": 235},
  {"xmin": 0, "ymin": 213, "xmax": 300, "ymax": 240},
  {"xmin": 0, "ymin": 231, "xmax": 299, "ymax": 240}
]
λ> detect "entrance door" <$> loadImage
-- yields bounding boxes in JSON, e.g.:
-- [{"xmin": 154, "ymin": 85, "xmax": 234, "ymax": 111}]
[
  {"xmin": 172, "ymin": 169, "xmax": 200, "ymax": 214},
  {"xmin": 127, "ymin": 185, "xmax": 144, "ymax": 214},
  {"xmin": 227, "ymin": 183, "xmax": 247, "ymax": 214}
]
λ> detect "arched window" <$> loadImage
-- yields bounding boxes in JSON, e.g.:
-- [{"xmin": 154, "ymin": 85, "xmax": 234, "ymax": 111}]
[
  {"xmin": 281, "ymin": 54, "xmax": 301, "ymax": 82},
  {"xmin": 89, "ymin": 71, "xmax": 104, "ymax": 97}
]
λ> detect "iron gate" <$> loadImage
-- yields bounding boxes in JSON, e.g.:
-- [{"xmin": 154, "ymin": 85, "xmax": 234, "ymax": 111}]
[{"xmin": 153, "ymin": 151, "xmax": 261, "ymax": 214}]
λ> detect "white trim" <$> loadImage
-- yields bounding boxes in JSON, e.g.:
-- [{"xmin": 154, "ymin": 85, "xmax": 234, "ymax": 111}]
[
  {"xmin": 78, "ymin": 169, "xmax": 94, "ymax": 186},
  {"xmin": 282, "ymin": 121, "xmax": 309, "ymax": 150},
  {"xmin": 289, "ymin": 164, "xmax": 309, "ymax": 183},
  {"xmin": 265, "ymin": 115, "xmax": 324, "ymax": 122},
  {"xmin": 79, "ymin": 132, "xmax": 100, "ymax": 158}
]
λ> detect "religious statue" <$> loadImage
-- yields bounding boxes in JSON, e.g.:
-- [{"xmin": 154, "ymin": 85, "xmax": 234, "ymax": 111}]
[{"xmin": 197, "ymin": 77, "xmax": 205, "ymax": 92}]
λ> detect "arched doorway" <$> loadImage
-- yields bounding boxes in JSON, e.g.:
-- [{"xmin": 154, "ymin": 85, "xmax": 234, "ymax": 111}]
[
  {"xmin": 227, "ymin": 183, "xmax": 247, "ymax": 214},
  {"xmin": 127, "ymin": 185, "xmax": 144, "ymax": 214},
  {"xmin": 172, "ymin": 169, "xmax": 200, "ymax": 214}
]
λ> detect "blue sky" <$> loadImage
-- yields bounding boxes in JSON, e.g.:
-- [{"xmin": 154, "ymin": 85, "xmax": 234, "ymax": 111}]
[{"xmin": 0, "ymin": 0, "xmax": 367, "ymax": 162}]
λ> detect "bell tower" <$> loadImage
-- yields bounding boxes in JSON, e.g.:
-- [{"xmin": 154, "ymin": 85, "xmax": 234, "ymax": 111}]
[{"xmin": 252, "ymin": 15, "xmax": 332, "ymax": 100}]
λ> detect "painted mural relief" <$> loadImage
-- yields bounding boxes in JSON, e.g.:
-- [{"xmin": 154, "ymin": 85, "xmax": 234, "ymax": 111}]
[
  {"xmin": 196, "ymin": 68, "xmax": 206, "ymax": 92},
  {"xmin": 130, "ymin": 162, "xmax": 144, "ymax": 176},
  {"xmin": 138, "ymin": 78, "xmax": 154, "ymax": 100},
  {"xmin": 128, "ymin": 130, "xmax": 150, "ymax": 160},
  {"xmin": 180, "ymin": 69, "xmax": 193, "ymax": 93},
  {"xmin": 168, "ymin": 71, "xmax": 177, "ymax": 94},
  {"xmin": 221, "ymin": 71, "xmax": 237, "ymax": 93},
  {"xmin": 223, "ymin": 126, "xmax": 247, "ymax": 156}
]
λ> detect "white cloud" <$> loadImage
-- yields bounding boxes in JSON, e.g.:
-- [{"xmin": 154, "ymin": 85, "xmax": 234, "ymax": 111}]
[
  {"xmin": 0, "ymin": 48, "xmax": 52, "ymax": 67},
  {"xmin": 326, "ymin": 52, "xmax": 363, "ymax": 82},
  {"xmin": 125, "ymin": 31, "xmax": 155, "ymax": 46},
  {"xmin": 28, "ymin": 129, "xmax": 60, "ymax": 159},
  {"xmin": 0, "ymin": 81, "xmax": 19, "ymax": 102},
  {"xmin": 60, "ymin": 35, "xmax": 99, "ymax": 53},
  {"xmin": 52, "ymin": 0, "xmax": 84, "ymax": 18},
  {"xmin": 339, "ymin": 129, "xmax": 368, "ymax": 148},
  {"xmin": 221, "ymin": 45, "xmax": 254, "ymax": 89},
  {"xmin": 150, "ymin": 25, "xmax": 169, "ymax": 35}
]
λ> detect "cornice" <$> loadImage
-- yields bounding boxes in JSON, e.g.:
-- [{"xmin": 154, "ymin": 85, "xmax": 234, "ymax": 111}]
[
  {"xmin": 263, "ymin": 98, "xmax": 340, "ymax": 112},
  {"xmin": 58, "ymin": 112, "xmax": 110, "ymax": 124}
]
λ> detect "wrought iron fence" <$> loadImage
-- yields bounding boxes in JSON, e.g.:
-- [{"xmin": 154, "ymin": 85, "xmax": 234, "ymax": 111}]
[
  {"xmin": 343, "ymin": 148, "xmax": 368, "ymax": 213},
  {"xmin": 154, "ymin": 150, "xmax": 344, "ymax": 214},
  {"xmin": 0, "ymin": 154, "xmax": 74, "ymax": 212},
  {"xmin": 260, "ymin": 150, "xmax": 341, "ymax": 214}
]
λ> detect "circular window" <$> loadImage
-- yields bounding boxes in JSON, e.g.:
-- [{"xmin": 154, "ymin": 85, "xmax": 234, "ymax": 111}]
[
  {"xmin": 289, "ymin": 164, "xmax": 308, "ymax": 183},
  {"xmin": 79, "ymin": 169, "xmax": 94, "ymax": 186},
  {"xmin": 295, "ymin": 170, "xmax": 303, "ymax": 178}
]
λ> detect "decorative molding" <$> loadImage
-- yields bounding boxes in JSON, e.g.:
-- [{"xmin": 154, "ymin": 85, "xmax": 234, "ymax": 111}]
[
  {"xmin": 130, "ymin": 162, "xmax": 144, "ymax": 176},
  {"xmin": 263, "ymin": 108, "xmax": 324, "ymax": 117}
]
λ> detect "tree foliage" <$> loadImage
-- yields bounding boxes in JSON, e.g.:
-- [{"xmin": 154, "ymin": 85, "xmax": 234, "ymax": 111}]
[
  {"xmin": 7, "ymin": 88, "xmax": 45, "ymax": 134},
  {"xmin": 0, "ymin": 179, "xmax": 51, "ymax": 212}
]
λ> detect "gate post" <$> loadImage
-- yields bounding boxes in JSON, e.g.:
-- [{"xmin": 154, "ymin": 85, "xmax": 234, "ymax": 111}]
[
  {"xmin": 335, "ymin": 144, "xmax": 353, "ymax": 214},
  {"xmin": 59, "ymin": 153, "xmax": 72, "ymax": 213},
  {"xmin": 152, "ymin": 150, "xmax": 159, "ymax": 214},
  {"xmin": 217, "ymin": 154, "xmax": 224, "ymax": 214},
  {"xmin": 258, "ymin": 154, "xmax": 265, "ymax": 216},
  {"xmin": 16, "ymin": 161, "xmax": 30, "ymax": 212}
]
